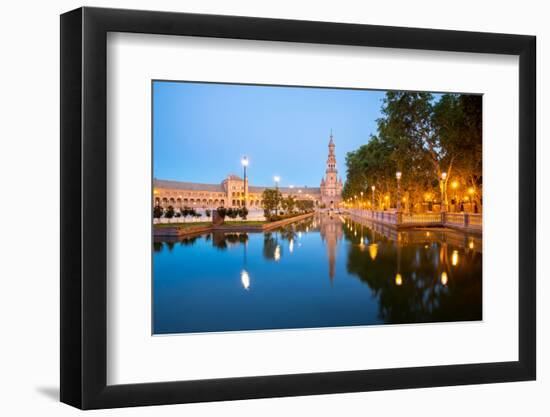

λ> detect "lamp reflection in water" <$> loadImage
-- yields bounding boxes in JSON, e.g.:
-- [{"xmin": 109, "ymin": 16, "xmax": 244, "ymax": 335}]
[
  {"xmin": 451, "ymin": 250, "xmax": 459, "ymax": 266},
  {"xmin": 368, "ymin": 229, "xmax": 378, "ymax": 261},
  {"xmin": 395, "ymin": 273, "xmax": 403, "ymax": 286},
  {"xmin": 441, "ymin": 271, "xmax": 449, "ymax": 286},
  {"xmin": 358, "ymin": 224, "xmax": 366, "ymax": 251},
  {"xmin": 369, "ymin": 243, "xmax": 378, "ymax": 260},
  {"xmin": 241, "ymin": 234, "xmax": 250, "ymax": 290},
  {"xmin": 274, "ymin": 245, "xmax": 281, "ymax": 262},
  {"xmin": 395, "ymin": 239, "xmax": 402, "ymax": 286},
  {"xmin": 241, "ymin": 270, "xmax": 250, "ymax": 290}
]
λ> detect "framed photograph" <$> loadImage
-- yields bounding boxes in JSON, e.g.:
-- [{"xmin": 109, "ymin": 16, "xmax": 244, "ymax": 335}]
[{"xmin": 60, "ymin": 7, "xmax": 536, "ymax": 409}]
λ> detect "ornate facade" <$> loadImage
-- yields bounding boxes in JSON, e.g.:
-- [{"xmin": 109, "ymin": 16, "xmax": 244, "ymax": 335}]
[
  {"xmin": 153, "ymin": 132, "xmax": 343, "ymax": 209},
  {"xmin": 154, "ymin": 175, "xmax": 321, "ymax": 209}
]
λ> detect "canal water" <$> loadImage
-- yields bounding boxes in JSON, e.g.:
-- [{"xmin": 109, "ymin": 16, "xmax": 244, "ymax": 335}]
[{"xmin": 153, "ymin": 214, "xmax": 482, "ymax": 334}]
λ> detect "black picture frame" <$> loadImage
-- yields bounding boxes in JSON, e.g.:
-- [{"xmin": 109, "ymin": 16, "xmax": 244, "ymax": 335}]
[{"xmin": 60, "ymin": 6, "xmax": 536, "ymax": 410}]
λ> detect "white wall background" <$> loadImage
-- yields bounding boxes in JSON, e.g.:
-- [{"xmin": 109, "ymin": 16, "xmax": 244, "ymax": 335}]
[{"xmin": 0, "ymin": 0, "xmax": 546, "ymax": 415}]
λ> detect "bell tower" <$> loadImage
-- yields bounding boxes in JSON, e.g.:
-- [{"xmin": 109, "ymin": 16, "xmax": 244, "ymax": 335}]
[{"xmin": 320, "ymin": 131, "xmax": 343, "ymax": 208}]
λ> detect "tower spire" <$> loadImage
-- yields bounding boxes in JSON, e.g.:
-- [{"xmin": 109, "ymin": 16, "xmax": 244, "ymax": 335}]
[{"xmin": 320, "ymin": 130, "xmax": 343, "ymax": 208}]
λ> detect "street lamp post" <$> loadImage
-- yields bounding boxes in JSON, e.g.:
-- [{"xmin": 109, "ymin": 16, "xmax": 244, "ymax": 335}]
[
  {"xmin": 241, "ymin": 156, "xmax": 248, "ymax": 209},
  {"xmin": 441, "ymin": 172, "xmax": 447, "ymax": 213},
  {"xmin": 396, "ymin": 171, "xmax": 402, "ymax": 212},
  {"xmin": 371, "ymin": 185, "xmax": 376, "ymax": 210},
  {"xmin": 274, "ymin": 175, "xmax": 280, "ymax": 214},
  {"xmin": 360, "ymin": 191, "xmax": 364, "ymax": 210}
]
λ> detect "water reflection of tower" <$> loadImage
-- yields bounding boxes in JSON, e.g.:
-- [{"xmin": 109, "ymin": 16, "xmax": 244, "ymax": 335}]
[{"xmin": 319, "ymin": 214, "xmax": 343, "ymax": 282}]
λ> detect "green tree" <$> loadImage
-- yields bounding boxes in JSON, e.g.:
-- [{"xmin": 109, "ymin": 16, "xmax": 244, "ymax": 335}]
[
  {"xmin": 343, "ymin": 92, "xmax": 482, "ymax": 212},
  {"xmin": 281, "ymin": 195, "xmax": 296, "ymax": 214},
  {"xmin": 433, "ymin": 94, "xmax": 482, "ymax": 207},
  {"xmin": 261, "ymin": 188, "xmax": 282, "ymax": 219},
  {"xmin": 377, "ymin": 92, "xmax": 440, "ymax": 209},
  {"xmin": 343, "ymin": 135, "xmax": 398, "ymax": 208},
  {"xmin": 296, "ymin": 199, "xmax": 314, "ymax": 213}
]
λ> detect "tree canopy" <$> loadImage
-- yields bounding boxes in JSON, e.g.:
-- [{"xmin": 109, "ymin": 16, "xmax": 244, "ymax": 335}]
[{"xmin": 343, "ymin": 92, "xmax": 482, "ymax": 211}]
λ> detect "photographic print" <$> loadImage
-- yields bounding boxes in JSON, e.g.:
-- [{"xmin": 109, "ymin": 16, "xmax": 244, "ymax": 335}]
[{"xmin": 152, "ymin": 81, "xmax": 482, "ymax": 335}]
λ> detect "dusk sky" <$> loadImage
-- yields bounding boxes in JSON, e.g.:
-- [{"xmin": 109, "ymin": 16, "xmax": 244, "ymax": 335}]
[{"xmin": 153, "ymin": 81, "xmax": 386, "ymax": 188}]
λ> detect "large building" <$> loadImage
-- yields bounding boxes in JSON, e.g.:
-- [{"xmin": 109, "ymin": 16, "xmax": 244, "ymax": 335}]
[
  {"xmin": 153, "ymin": 133, "xmax": 342, "ymax": 209},
  {"xmin": 153, "ymin": 175, "xmax": 321, "ymax": 210}
]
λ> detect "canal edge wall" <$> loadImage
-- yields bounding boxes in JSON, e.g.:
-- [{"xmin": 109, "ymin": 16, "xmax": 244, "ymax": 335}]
[{"xmin": 153, "ymin": 212, "xmax": 315, "ymax": 238}]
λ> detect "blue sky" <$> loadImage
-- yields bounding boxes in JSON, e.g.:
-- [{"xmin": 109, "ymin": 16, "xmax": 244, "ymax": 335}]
[{"xmin": 153, "ymin": 81, "xmax": 386, "ymax": 187}]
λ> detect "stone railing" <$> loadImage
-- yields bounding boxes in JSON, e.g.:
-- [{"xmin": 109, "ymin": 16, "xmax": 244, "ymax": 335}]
[
  {"xmin": 401, "ymin": 212, "xmax": 442, "ymax": 225},
  {"xmin": 346, "ymin": 209, "xmax": 482, "ymax": 232},
  {"xmin": 442, "ymin": 212, "xmax": 482, "ymax": 230}
]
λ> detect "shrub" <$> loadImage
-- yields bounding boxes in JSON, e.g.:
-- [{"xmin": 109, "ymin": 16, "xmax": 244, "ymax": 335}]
[
  {"xmin": 226, "ymin": 208, "xmax": 239, "ymax": 220},
  {"xmin": 238, "ymin": 207, "xmax": 248, "ymax": 220},
  {"xmin": 216, "ymin": 206, "xmax": 227, "ymax": 219},
  {"xmin": 165, "ymin": 205, "xmax": 175, "ymax": 219},
  {"xmin": 153, "ymin": 205, "xmax": 163, "ymax": 219}
]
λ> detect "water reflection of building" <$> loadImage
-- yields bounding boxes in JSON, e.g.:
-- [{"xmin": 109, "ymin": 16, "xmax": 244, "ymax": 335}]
[
  {"xmin": 343, "ymin": 217, "xmax": 482, "ymax": 323},
  {"xmin": 318, "ymin": 214, "xmax": 343, "ymax": 281},
  {"xmin": 348, "ymin": 214, "xmax": 482, "ymax": 254}
]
